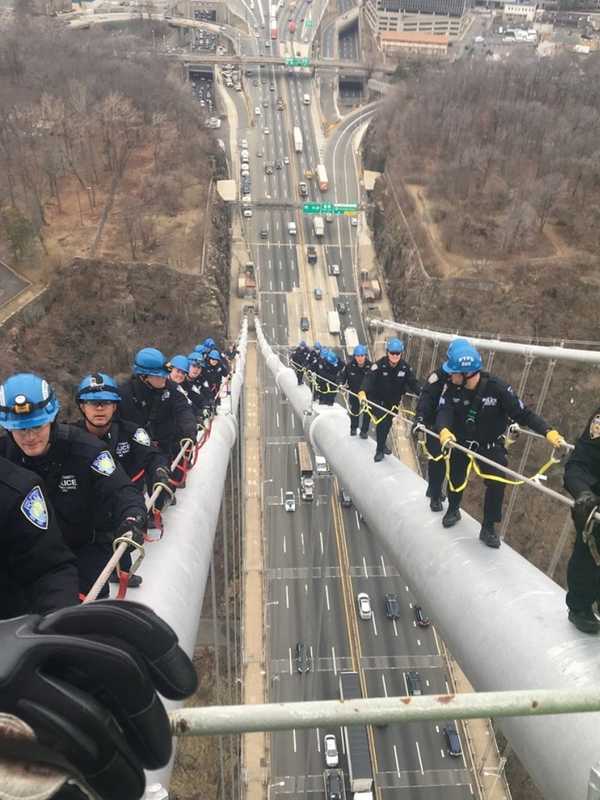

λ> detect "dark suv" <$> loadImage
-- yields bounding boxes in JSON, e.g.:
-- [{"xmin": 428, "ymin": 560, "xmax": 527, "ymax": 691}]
[
  {"xmin": 326, "ymin": 771, "xmax": 343, "ymax": 800},
  {"xmin": 414, "ymin": 605, "xmax": 431, "ymax": 627},
  {"xmin": 295, "ymin": 641, "xmax": 311, "ymax": 673},
  {"xmin": 384, "ymin": 593, "xmax": 400, "ymax": 620},
  {"xmin": 307, "ymin": 245, "xmax": 317, "ymax": 265},
  {"xmin": 444, "ymin": 723, "xmax": 462, "ymax": 757},
  {"xmin": 406, "ymin": 670, "xmax": 423, "ymax": 696}
]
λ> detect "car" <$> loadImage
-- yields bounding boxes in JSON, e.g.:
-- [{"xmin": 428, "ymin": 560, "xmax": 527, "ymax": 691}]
[
  {"xmin": 325, "ymin": 771, "xmax": 343, "ymax": 800},
  {"xmin": 325, "ymin": 213, "xmax": 333, "ymax": 223},
  {"xmin": 254, "ymin": 106, "xmax": 262, "ymax": 116},
  {"xmin": 300, "ymin": 316, "xmax": 310, "ymax": 332},
  {"xmin": 304, "ymin": 168, "xmax": 314, "ymax": 180},
  {"xmin": 263, "ymin": 127, "xmax": 270, "ymax": 135},
  {"xmin": 307, "ymin": 245, "xmax": 317, "ymax": 264},
  {"xmin": 260, "ymin": 227, "xmax": 269, "ymax": 239},
  {"xmin": 241, "ymin": 168, "xmax": 250, "ymax": 178},
  {"xmin": 406, "ymin": 670, "xmax": 423, "ymax": 696},
  {"xmin": 444, "ymin": 723, "xmax": 462, "ymax": 757},
  {"xmin": 295, "ymin": 641, "xmax": 311, "ymax": 673},
  {"xmin": 275, "ymin": 160, "xmax": 282, "ymax": 170},
  {"xmin": 414, "ymin": 605, "xmax": 431, "ymax": 627},
  {"xmin": 283, "ymin": 156, "xmax": 290, "ymax": 165},
  {"xmin": 329, "ymin": 263, "xmax": 340, "ymax": 276},
  {"xmin": 284, "ymin": 491, "xmax": 296, "ymax": 512},
  {"xmin": 384, "ymin": 592, "xmax": 400, "ymax": 619},
  {"xmin": 357, "ymin": 592, "xmax": 372, "ymax": 620},
  {"xmin": 340, "ymin": 487, "xmax": 352, "ymax": 507},
  {"xmin": 336, "ymin": 301, "xmax": 347, "ymax": 314},
  {"xmin": 288, "ymin": 221, "xmax": 297, "ymax": 235},
  {"xmin": 240, "ymin": 142, "xmax": 248, "ymax": 154},
  {"xmin": 314, "ymin": 287, "xmax": 323, "ymax": 300},
  {"xmin": 242, "ymin": 194, "xmax": 252, "ymax": 203},
  {"xmin": 269, "ymin": 83, "xmax": 275, "ymax": 91},
  {"xmin": 265, "ymin": 40, "xmax": 271, "ymax": 47},
  {"xmin": 265, "ymin": 164, "xmax": 274, "ymax": 175},
  {"xmin": 323, "ymin": 734, "xmax": 339, "ymax": 768},
  {"xmin": 262, "ymin": 100, "xmax": 269, "ymax": 108},
  {"xmin": 241, "ymin": 149, "xmax": 249, "ymax": 161},
  {"xmin": 298, "ymin": 181, "xmax": 309, "ymax": 197},
  {"xmin": 256, "ymin": 150, "xmax": 264, "ymax": 158},
  {"xmin": 351, "ymin": 217, "xmax": 358, "ymax": 227},
  {"xmin": 242, "ymin": 207, "xmax": 253, "ymax": 218}
]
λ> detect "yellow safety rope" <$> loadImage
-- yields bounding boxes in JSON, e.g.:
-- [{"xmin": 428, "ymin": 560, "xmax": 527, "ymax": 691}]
[{"xmin": 443, "ymin": 448, "xmax": 561, "ymax": 494}]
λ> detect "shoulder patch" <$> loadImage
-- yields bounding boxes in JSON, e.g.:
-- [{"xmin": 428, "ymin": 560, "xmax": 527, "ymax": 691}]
[
  {"xmin": 370, "ymin": 364, "xmax": 378, "ymax": 371},
  {"xmin": 21, "ymin": 485, "xmax": 49, "ymax": 530},
  {"xmin": 133, "ymin": 427, "xmax": 151, "ymax": 446},
  {"xmin": 91, "ymin": 450, "xmax": 117, "ymax": 476},
  {"xmin": 428, "ymin": 372, "xmax": 439, "ymax": 385},
  {"xmin": 590, "ymin": 414, "xmax": 600, "ymax": 440}
]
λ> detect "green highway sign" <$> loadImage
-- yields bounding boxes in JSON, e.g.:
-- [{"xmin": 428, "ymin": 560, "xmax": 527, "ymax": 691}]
[
  {"xmin": 303, "ymin": 203, "xmax": 322, "ymax": 213},
  {"xmin": 321, "ymin": 202, "xmax": 334, "ymax": 213},
  {"xmin": 286, "ymin": 57, "xmax": 311, "ymax": 66},
  {"xmin": 303, "ymin": 202, "xmax": 360, "ymax": 215},
  {"xmin": 305, "ymin": 19, "xmax": 313, "ymax": 27},
  {"xmin": 334, "ymin": 203, "xmax": 358, "ymax": 214}
]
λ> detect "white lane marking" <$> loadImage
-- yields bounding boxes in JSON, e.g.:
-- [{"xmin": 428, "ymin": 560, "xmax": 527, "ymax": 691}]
[
  {"xmin": 392, "ymin": 619, "xmax": 398, "ymax": 637},
  {"xmin": 319, "ymin": 530, "xmax": 324, "ymax": 554},
  {"xmin": 304, "ymin": 583, "xmax": 308, "ymax": 594},
  {"xmin": 416, "ymin": 741, "xmax": 424, "ymax": 775},
  {"xmin": 271, "ymin": 302, "xmax": 275, "ymax": 314},
  {"xmin": 441, "ymin": 749, "xmax": 446, "ymax": 759},
  {"xmin": 300, "ymin": 532, "xmax": 305, "ymax": 555},
  {"xmin": 276, "ymin": 412, "xmax": 280, "ymax": 428},
  {"xmin": 405, "ymin": 585, "xmax": 410, "ymax": 592},
  {"xmin": 310, "ymin": 644, "xmax": 314, "ymax": 665},
  {"xmin": 362, "ymin": 556, "xmax": 368, "ymax": 577},
  {"xmin": 381, "ymin": 674, "xmax": 388, "ymax": 697},
  {"xmin": 293, "ymin": 729, "xmax": 297, "ymax": 752},
  {"xmin": 285, "ymin": 584, "xmax": 289, "ymax": 608},
  {"xmin": 372, "ymin": 612, "xmax": 378, "ymax": 637},
  {"xmin": 355, "ymin": 510, "xmax": 361, "ymax": 529},
  {"xmin": 435, "ymin": 725, "xmax": 440, "ymax": 733},
  {"xmin": 289, "ymin": 647, "xmax": 293, "ymax": 675},
  {"xmin": 426, "ymin": 679, "xmax": 430, "ymax": 687},
  {"xmin": 280, "ymin": 487, "xmax": 283, "ymax": 505},
  {"xmin": 316, "ymin": 728, "xmax": 321, "ymax": 752},
  {"xmin": 402, "ymin": 672, "xmax": 409, "ymax": 695},
  {"xmin": 417, "ymin": 638, "xmax": 422, "ymax": 647},
  {"xmin": 291, "ymin": 414, "xmax": 296, "ymax": 429},
  {"xmin": 445, "ymin": 680, "xmax": 450, "ymax": 693},
  {"xmin": 325, "ymin": 583, "xmax": 330, "ymax": 611},
  {"xmin": 393, "ymin": 744, "xmax": 401, "ymax": 778},
  {"xmin": 270, "ymin": 280, "xmax": 273, "ymax": 290},
  {"xmin": 332, "ymin": 645, "xmax": 337, "ymax": 675},
  {"xmin": 469, "ymin": 784, "xmax": 474, "ymax": 795},
  {"xmin": 380, "ymin": 555, "xmax": 386, "ymax": 576},
  {"xmin": 283, "ymin": 535, "xmax": 286, "ymax": 554}
]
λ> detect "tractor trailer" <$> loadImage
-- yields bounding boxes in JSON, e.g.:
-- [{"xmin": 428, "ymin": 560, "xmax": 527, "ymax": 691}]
[
  {"xmin": 316, "ymin": 164, "xmax": 329, "ymax": 192},
  {"xmin": 344, "ymin": 327, "xmax": 359, "ymax": 357},
  {"xmin": 293, "ymin": 126, "xmax": 303, "ymax": 153},
  {"xmin": 296, "ymin": 441, "xmax": 314, "ymax": 501},
  {"xmin": 339, "ymin": 672, "xmax": 374, "ymax": 800}
]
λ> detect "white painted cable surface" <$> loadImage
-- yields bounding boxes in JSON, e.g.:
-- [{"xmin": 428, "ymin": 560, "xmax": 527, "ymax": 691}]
[
  {"xmin": 370, "ymin": 317, "xmax": 600, "ymax": 364},
  {"xmin": 256, "ymin": 319, "xmax": 600, "ymax": 800}
]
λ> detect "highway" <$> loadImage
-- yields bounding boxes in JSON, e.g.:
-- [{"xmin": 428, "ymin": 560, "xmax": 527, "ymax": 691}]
[{"xmin": 214, "ymin": 3, "xmax": 478, "ymax": 798}]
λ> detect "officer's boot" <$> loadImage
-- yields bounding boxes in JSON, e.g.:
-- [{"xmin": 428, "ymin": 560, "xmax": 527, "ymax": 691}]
[
  {"xmin": 350, "ymin": 427, "xmax": 357, "ymax": 437},
  {"xmin": 442, "ymin": 507, "xmax": 461, "ymax": 528},
  {"xmin": 479, "ymin": 523, "xmax": 501, "ymax": 549},
  {"xmin": 360, "ymin": 429, "xmax": 369, "ymax": 439},
  {"xmin": 568, "ymin": 608, "xmax": 600, "ymax": 634},
  {"xmin": 429, "ymin": 497, "xmax": 443, "ymax": 512},
  {"xmin": 374, "ymin": 449, "xmax": 385, "ymax": 462}
]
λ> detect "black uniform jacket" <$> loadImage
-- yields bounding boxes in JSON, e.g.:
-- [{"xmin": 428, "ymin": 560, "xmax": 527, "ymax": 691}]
[
  {"xmin": 203, "ymin": 362, "xmax": 230, "ymax": 395},
  {"xmin": 361, "ymin": 356, "xmax": 421, "ymax": 406},
  {"xmin": 118, "ymin": 376, "xmax": 197, "ymax": 454},
  {"xmin": 564, "ymin": 407, "xmax": 600, "ymax": 500},
  {"xmin": 342, "ymin": 358, "xmax": 372, "ymax": 392},
  {"xmin": 316, "ymin": 360, "xmax": 343, "ymax": 394},
  {"xmin": 0, "ymin": 456, "xmax": 79, "ymax": 619},
  {"xmin": 0, "ymin": 424, "xmax": 146, "ymax": 550},
  {"xmin": 435, "ymin": 371, "xmax": 551, "ymax": 446},
  {"xmin": 416, "ymin": 367, "xmax": 448, "ymax": 425}
]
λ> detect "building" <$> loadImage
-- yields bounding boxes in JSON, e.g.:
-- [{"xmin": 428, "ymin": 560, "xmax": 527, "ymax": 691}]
[
  {"xmin": 380, "ymin": 30, "xmax": 449, "ymax": 55},
  {"xmin": 364, "ymin": 0, "xmax": 471, "ymax": 39},
  {"xmin": 503, "ymin": 1, "xmax": 537, "ymax": 22}
]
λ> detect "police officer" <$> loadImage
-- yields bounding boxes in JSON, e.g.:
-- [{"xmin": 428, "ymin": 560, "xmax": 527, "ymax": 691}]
[
  {"xmin": 0, "ymin": 456, "xmax": 79, "ymax": 619},
  {"xmin": 0, "ymin": 373, "xmax": 147, "ymax": 598},
  {"xmin": 76, "ymin": 372, "xmax": 173, "ymax": 588},
  {"xmin": 118, "ymin": 347, "xmax": 197, "ymax": 459},
  {"xmin": 316, "ymin": 350, "xmax": 342, "ymax": 406},
  {"xmin": 342, "ymin": 344, "xmax": 371, "ymax": 437},
  {"xmin": 436, "ymin": 342, "xmax": 564, "ymax": 548},
  {"xmin": 0, "ymin": 600, "xmax": 197, "ymax": 800},
  {"xmin": 359, "ymin": 338, "xmax": 421, "ymax": 462},
  {"xmin": 306, "ymin": 341, "xmax": 323, "ymax": 398},
  {"xmin": 563, "ymin": 407, "xmax": 600, "ymax": 633},
  {"xmin": 412, "ymin": 338, "xmax": 468, "ymax": 512},
  {"xmin": 290, "ymin": 341, "xmax": 309, "ymax": 386},
  {"xmin": 187, "ymin": 351, "xmax": 215, "ymax": 423},
  {"xmin": 204, "ymin": 348, "xmax": 230, "ymax": 399}
]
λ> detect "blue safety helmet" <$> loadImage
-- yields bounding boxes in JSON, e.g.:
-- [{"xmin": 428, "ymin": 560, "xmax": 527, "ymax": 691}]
[
  {"xmin": 325, "ymin": 351, "xmax": 338, "ymax": 366},
  {"xmin": 203, "ymin": 338, "xmax": 216, "ymax": 349},
  {"xmin": 446, "ymin": 338, "xmax": 470, "ymax": 359},
  {"xmin": 386, "ymin": 337, "xmax": 404, "ymax": 354},
  {"xmin": 76, "ymin": 373, "xmax": 120, "ymax": 403},
  {"xmin": 442, "ymin": 343, "xmax": 483, "ymax": 374},
  {"xmin": 354, "ymin": 344, "xmax": 367, "ymax": 357},
  {"xmin": 0, "ymin": 373, "xmax": 60, "ymax": 430},
  {"xmin": 169, "ymin": 355, "xmax": 190, "ymax": 373},
  {"xmin": 195, "ymin": 344, "xmax": 209, "ymax": 354},
  {"xmin": 208, "ymin": 349, "xmax": 221, "ymax": 361},
  {"xmin": 314, "ymin": 341, "xmax": 322, "ymax": 351},
  {"xmin": 188, "ymin": 351, "xmax": 205, "ymax": 366},
  {"xmin": 133, "ymin": 347, "xmax": 169, "ymax": 378}
]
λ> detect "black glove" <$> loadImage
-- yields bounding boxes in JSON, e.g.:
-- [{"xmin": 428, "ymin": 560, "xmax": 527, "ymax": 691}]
[
  {"xmin": 572, "ymin": 490, "xmax": 600, "ymax": 532},
  {"xmin": 116, "ymin": 514, "xmax": 147, "ymax": 546},
  {"xmin": 0, "ymin": 601, "xmax": 197, "ymax": 800},
  {"xmin": 411, "ymin": 417, "xmax": 424, "ymax": 437},
  {"xmin": 152, "ymin": 466, "xmax": 174, "ymax": 511}
]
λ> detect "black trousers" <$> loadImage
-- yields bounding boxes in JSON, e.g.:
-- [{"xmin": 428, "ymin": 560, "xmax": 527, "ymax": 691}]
[
  {"xmin": 375, "ymin": 409, "xmax": 394, "ymax": 452},
  {"xmin": 425, "ymin": 432, "xmax": 445, "ymax": 500},
  {"xmin": 447, "ymin": 443, "xmax": 508, "ymax": 525},
  {"xmin": 566, "ymin": 526, "xmax": 600, "ymax": 613},
  {"xmin": 348, "ymin": 393, "xmax": 370, "ymax": 434},
  {"xmin": 318, "ymin": 392, "xmax": 336, "ymax": 406},
  {"xmin": 76, "ymin": 541, "xmax": 113, "ymax": 598},
  {"xmin": 293, "ymin": 367, "xmax": 303, "ymax": 386}
]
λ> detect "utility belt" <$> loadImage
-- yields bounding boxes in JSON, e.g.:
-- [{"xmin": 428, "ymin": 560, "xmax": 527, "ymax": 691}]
[{"xmin": 458, "ymin": 435, "xmax": 505, "ymax": 453}]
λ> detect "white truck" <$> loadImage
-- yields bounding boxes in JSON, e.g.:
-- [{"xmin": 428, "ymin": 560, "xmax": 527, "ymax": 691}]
[
  {"xmin": 328, "ymin": 310, "xmax": 341, "ymax": 335},
  {"xmin": 344, "ymin": 327, "xmax": 359, "ymax": 357},
  {"xmin": 316, "ymin": 164, "xmax": 329, "ymax": 192},
  {"xmin": 313, "ymin": 215, "xmax": 324, "ymax": 237},
  {"xmin": 293, "ymin": 126, "xmax": 303, "ymax": 153},
  {"xmin": 296, "ymin": 441, "xmax": 314, "ymax": 501}
]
